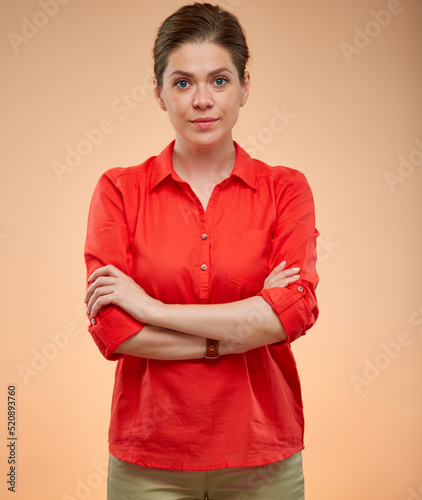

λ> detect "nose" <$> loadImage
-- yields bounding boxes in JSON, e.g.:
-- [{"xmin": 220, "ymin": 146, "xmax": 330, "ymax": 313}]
[{"xmin": 192, "ymin": 84, "xmax": 213, "ymax": 110}]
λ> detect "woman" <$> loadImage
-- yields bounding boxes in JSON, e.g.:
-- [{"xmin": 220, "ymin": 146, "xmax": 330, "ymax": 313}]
[{"xmin": 84, "ymin": 3, "xmax": 319, "ymax": 499}]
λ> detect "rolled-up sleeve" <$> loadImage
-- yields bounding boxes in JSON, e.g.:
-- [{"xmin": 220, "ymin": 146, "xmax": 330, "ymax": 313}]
[
  {"xmin": 258, "ymin": 171, "xmax": 319, "ymax": 344},
  {"xmin": 84, "ymin": 170, "xmax": 145, "ymax": 360}
]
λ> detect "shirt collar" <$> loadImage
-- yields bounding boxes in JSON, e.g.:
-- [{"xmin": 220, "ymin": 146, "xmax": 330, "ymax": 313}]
[
  {"xmin": 149, "ymin": 141, "xmax": 176, "ymax": 190},
  {"xmin": 231, "ymin": 142, "xmax": 257, "ymax": 190},
  {"xmin": 150, "ymin": 140, "xmax": 257, "ymax": 191}
]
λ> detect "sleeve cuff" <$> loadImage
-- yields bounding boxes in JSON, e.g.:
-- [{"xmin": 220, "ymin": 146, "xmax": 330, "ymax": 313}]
[
  {"xmin": 258, "ymin": 281, "xmax": 317, "ymax": 345},
  {"xmin": 88, "ymin": 306, "xmax": 145, "ymax": 360}
]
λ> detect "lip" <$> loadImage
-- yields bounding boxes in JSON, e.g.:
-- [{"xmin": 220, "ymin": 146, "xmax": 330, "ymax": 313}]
[{"xmin": 190, "ymin": 117, "xmax": 219, "ymax": 129}]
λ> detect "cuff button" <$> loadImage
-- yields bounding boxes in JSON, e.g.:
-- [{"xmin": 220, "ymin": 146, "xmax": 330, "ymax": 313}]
[{"xmin": 298, "ymin": 286, "xmax": 304, "ymax": 292}]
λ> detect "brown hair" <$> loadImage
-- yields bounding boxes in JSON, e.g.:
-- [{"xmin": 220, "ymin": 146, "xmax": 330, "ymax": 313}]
[{"xmin": 153, "ymin": 2, "xmax": 249, "ymax": 87}]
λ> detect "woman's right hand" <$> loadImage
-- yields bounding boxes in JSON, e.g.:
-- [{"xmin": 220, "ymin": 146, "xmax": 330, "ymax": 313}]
[{"xmin": 262, "ymin": 261, "xmax": 300, "ymax": 290}]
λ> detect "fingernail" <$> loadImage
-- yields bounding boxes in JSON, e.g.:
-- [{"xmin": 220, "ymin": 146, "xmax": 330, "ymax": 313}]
[
  {"xmin": 279, "ymin": 261, "xmax": 286, "ymax": 266},
  {"xmin": 292, "ymin": 267, "xmax": 300, "ymax": 272}
]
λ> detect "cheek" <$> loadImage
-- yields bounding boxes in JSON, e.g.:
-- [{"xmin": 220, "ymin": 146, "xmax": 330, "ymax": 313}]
[
  {"xmin": 169, "ymin": 95, "xmax": 189, "ymax": 114},
  {"xmin": 166, "ymin": 102, "xmax": 184, "ymax": 121},
  {"xmin": 166, "ymin": 111, "xmax": 183, "ymax": 130},
  {"xmin": 226, "ymin": 102, "xmax": 241, "ymax": 122},
  {"xmin": 223, "ymin": 91, "xmax": 241, "ymax": 113}
]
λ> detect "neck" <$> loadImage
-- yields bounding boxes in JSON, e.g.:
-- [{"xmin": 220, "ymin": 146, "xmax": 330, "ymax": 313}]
[{"xmin": 172, "ymin": 135, "xmax": 236, "ymax": 183}]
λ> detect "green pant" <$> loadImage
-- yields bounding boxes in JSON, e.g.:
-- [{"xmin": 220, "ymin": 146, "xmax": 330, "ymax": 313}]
[{"xmin": 107, "ymin": 452, "xmax": 304, "ymax": 499}]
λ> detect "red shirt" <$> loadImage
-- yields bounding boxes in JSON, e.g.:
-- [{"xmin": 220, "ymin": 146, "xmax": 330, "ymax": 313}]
[{"xmin": 84, "ymin": 141, "xmax": 319, "ymax": 470}]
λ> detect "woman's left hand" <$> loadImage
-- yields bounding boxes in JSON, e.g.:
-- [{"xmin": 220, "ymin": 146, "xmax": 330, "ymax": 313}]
[{"xmin": 84, "ymin": 265, "xmax": 161, "ymax": 321}]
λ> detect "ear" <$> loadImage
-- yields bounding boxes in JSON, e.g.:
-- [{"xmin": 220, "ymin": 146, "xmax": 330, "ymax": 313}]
[
  {"xmin": 240, "ymin": 71, "xmax": 250, "ymax": 106},
  {"xmin": 153, "ymin": 78, "xmax": 165, "ymax": 109}
]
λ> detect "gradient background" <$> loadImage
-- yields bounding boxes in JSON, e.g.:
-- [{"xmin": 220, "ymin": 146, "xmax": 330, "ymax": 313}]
[{"xmin": 1, "ymin": 0, "xmax": 421, "ymax": 499}]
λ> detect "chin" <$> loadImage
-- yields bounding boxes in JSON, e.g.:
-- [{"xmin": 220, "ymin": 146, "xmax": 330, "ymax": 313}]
[{"xmin": 187, "ymin": 130, "xmax": 232, "ymax": 149}]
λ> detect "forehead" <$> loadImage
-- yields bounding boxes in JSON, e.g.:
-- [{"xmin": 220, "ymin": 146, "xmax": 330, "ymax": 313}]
[{"xmin": 164, "ymin": 42, "xmax": 236, "ymax": 77}]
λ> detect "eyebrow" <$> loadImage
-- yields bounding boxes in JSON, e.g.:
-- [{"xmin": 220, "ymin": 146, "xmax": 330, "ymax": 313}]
[{"xmin": 169, "ymin": 67, "xmax": 234, "ymax": 79}]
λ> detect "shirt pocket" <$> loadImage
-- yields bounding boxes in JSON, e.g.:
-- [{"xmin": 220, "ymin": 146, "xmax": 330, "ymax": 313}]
[{"xmin": 226, "ymin": 230, "xmax": 271, "ymax": 293}]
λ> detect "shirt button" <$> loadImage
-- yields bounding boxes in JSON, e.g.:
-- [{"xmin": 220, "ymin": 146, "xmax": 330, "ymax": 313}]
[
  {"xmin": 91, "ymin": 318, "xmax": 96, "ymax": 325},
  {"xmin": 201, "ymin": 264, "xmax": 208, "ymax": 271},
  {"xmin": 201, "ymin": 234, "xmax": 208, "ymax": 240},
  {"xmin": 298, "ymin": 286, "xmax": 304, "ymax": 292}
]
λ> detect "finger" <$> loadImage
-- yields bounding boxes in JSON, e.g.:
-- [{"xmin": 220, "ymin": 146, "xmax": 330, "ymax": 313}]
[
  {"xmin": 86, "ymin": 286, "xmax": 111, "ymax": 315},
  {"xmin": 266, "ymin": 262, "xmax": 300, "ymax": 281},
  {"xmin": 274, "ymin": 274, "xmax": 300, "ymax": 287},
  {"xmin": 87, "ymin": 285, "xmax": 118, "ymax": 317},
  {"xmin": 264, "ymin": 264, "xmax": 299, "ymax": 287},
  {"xmin": 90, "ymin": 292, "xmax": 116, "ymax": 318},
  {"xmin": 267, "ymin": 266, "xmax": 300, "ymax": 282},
  {"xmin": 263, "ymin": 262, "xmax": 286, "ymax": 287},
  {"xmin": 268, "ymin": 261, "xmax": 286, "ymax": 276},
  {"xmin": 281, "ymin": 267, "xmax": 300, "ymax": 279},
  {"xmin": 274, "ymin": 266, "xmax": 300, "ymax": 277},
  {"xmin": 84, "ymin": 276, "xmax": 116, "ymax": 303},
  {"xmin": 264, "ymin": 273, "xmax": 300, "ymax": 289},
  {"xmin": 88, "ymin": 264, "xmax": 124, "ymax": 283}
]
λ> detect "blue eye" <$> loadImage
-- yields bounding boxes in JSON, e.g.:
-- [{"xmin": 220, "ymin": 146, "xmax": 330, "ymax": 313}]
[
  {"xmin": 214, "ymin": 77, "xmax": 228, "ymax": 86},
  {"xmin": 175, "ymin": 80, "xmax": 190, "ymax": 89}
]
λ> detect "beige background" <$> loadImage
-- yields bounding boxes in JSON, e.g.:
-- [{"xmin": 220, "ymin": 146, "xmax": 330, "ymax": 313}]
[{"xmin": 1, "ymin": 0, "xmax": 421, "ymax": 498}]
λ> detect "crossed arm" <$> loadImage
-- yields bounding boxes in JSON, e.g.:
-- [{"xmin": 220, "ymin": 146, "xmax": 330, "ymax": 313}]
[{"xmin": 84, "ymin": 262, "xmax": 300, "ymax": 360}]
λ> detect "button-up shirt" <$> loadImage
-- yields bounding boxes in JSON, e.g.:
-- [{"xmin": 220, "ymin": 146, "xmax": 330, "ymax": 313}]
[{"xmin": 84, "ymin": 141, "xmax": 319, "ymax": 470}]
